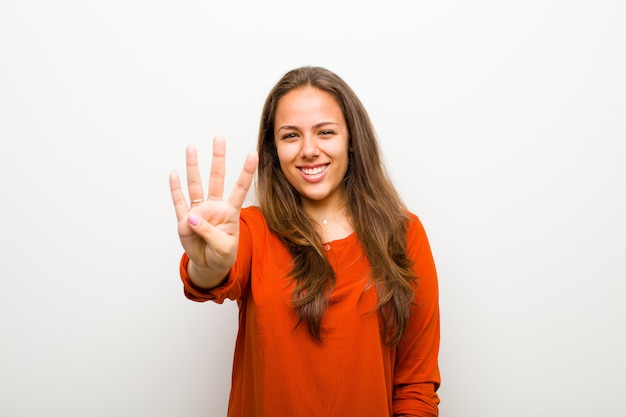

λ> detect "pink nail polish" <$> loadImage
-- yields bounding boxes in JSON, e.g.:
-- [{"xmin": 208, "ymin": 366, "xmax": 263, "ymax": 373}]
[{"xmin": 188, "ymin": 213, "xmax": 200, "ymax": 226}]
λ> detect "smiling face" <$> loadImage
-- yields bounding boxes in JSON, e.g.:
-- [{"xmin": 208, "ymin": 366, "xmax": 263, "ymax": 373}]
[{"xmin": 274, "ymin": 87, "xmax": 350, "ymax": 213}]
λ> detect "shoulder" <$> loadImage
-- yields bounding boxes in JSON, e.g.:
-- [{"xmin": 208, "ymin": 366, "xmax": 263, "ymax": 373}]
[
  {"xmin": 238, "ymin": 206, "xmax": 288, "ymax": 258},
  {"xmin": 240, "ymin": 206, "xmax": 270, "ymax": 233},
  {"xmin": 404, "ymin": 210, "xmax": 434, "ymax": 256},
  {"xmin": 241, "ymin": 205, "xmax": 264, "ymax": 222},
  {"xmin": 405, "ymin": 210, "xmax": 427, "ymax": 237}
]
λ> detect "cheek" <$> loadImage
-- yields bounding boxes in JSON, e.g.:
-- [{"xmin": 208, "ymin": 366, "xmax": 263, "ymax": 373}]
[
  {"xmin": 331, "ymin": 143, "xmax": 350, "ymax": 165},
  {"xmin": 275, "ymin": 147, "xmax": 289, "ymax": 168},
  {"xmin": 275, "ymin": 142, "xmax": 299, "ymax": 165},
  {"xmin": 275, "ymin": 147, "xmax": 296, "ymax": 179}
]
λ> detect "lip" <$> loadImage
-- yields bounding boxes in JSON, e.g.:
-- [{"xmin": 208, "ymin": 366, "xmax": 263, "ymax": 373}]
[{"xmin": 298, "ymin": 163, "xmax": 329, "ymax": 183}]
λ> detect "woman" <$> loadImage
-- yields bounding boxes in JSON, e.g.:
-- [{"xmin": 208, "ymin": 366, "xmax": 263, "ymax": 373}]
[{"xmin": 169, "ymin": 66, "xmax": 440, "ymax": 416}]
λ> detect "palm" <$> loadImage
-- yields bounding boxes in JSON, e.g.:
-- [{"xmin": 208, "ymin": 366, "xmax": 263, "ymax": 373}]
[
  {"xmin": 170, "ymin": 136, "xmax": 258, "ymax": 273},
  {"xmin": 177, "ymin": 199, "xmax": 239, "ymax": 267}
]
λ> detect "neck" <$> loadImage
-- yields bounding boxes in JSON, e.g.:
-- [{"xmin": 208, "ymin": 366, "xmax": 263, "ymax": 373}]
[
  {"xmin": 318, "ymin": 205, "xmax": 347, "ymax": 226},
  {"xmin": 301, "ymin": 189, "xmax": 349, "ymax": 222},
  {"xmin": 303, "ymin": 201, "xmax": 346, "ymax": 224},
  {"xmin": 314, "ymin": 206, "xmax": 354, "ymax": 242}
]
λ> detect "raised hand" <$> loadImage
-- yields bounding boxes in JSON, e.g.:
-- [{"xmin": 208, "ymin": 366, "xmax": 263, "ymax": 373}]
[{"xmin": 169, "ymin": 135, "xmax": 258, "ymax": 288}]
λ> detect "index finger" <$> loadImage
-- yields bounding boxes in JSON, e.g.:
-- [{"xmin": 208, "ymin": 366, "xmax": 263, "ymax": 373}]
[{"xmin": 227, "ymin": 151, "xmax": 259, "ymax": 209}]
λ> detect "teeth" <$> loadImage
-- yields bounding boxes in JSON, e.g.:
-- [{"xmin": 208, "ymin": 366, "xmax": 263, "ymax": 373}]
[{"xmin": 301, "ymin": 166, "xmax": 326, "ymax": 175}]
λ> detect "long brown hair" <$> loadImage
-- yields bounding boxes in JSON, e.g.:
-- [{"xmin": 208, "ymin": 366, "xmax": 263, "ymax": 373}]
[{"xmin": 257, "ymin": 66, "xmax": 416, "ymax": 345}]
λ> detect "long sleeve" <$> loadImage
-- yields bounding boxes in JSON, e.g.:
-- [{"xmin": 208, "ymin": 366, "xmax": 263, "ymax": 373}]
[{"xmin": 392, "ymin": 214, "xmax": 441, "ymax": 417}]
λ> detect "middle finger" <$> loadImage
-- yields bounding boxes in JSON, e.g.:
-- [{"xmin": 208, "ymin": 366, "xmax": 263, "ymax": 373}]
[{"xmin": 208, "ymin": 135, "xmax": 226, "ymax": 201}]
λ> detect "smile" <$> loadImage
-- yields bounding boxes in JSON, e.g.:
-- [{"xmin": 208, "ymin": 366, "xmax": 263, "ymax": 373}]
[{"xmin": 300, "ymin": 165, "xmax": 328, "ymax": 175}]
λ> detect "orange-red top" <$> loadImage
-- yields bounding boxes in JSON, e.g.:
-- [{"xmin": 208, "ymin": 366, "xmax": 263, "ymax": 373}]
[{"xmin": 180, "ymin": 207, "xmax": 440, "ymax": 417}]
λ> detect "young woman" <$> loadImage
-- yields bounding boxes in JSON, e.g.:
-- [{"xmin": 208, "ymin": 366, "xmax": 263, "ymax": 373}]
[{"xmin": 169, "ymin": 66, "xmax": 440, "ymax": 416}]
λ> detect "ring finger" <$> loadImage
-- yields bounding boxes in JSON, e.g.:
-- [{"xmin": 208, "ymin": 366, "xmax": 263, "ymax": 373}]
[{"xmin": 186, "ymin": 145, "xmax": 205, "ymax": 204}]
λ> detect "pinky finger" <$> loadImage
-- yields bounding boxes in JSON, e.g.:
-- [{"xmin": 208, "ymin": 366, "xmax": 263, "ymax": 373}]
[{"xmin": 169, "ymin": 171, "xmax": 189, "ymax": 222}]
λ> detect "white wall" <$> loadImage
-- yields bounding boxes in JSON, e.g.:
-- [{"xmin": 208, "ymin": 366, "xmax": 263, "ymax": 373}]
[{"xmin": 1, "ymin": 1, "xmax": 624, "ymax": 416}]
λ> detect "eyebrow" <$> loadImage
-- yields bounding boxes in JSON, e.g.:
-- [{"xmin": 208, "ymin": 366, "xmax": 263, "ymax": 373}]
[{"xmin": 277, "ymin": 122, "xmax": 339, "ymax": 132}]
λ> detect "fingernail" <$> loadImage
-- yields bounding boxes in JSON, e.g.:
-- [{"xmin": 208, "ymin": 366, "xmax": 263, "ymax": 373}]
[{"xmin": 188, "ymin": 213, "xmax": 200, "ymax": 226}]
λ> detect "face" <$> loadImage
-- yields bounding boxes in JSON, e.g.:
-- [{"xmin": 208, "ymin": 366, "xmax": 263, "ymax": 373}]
[{"xmin": 274, "ymin": 87, "xmax": 350, "ymax": 212}]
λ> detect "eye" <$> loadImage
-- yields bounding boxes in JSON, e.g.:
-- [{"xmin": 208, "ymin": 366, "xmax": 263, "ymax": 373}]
[
  {"xmin": 319, "ymin": 130, "xmax": 334, "ymax": 136},
  {"xmin": 281, "ymin": 133, "xmax": 298, "ymax": 140}
]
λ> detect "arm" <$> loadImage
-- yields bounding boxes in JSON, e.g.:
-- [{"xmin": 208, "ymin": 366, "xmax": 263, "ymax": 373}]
[
  {"xmin": 169, "ymin": 136, "xmax": 258, "ymax": 289},
  {"xmin": 179, "ymin": 210, "xmax": 256, "ymax": 303},
  {"xmin": 393, "ymin": 215, "xmax": 441, "ymax": 417}
]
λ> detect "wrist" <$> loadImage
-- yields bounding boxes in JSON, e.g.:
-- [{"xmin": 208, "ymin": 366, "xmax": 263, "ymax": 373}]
[{"xmin": 186, "ymin": 256, "xmax": 229, "ymax": 289}]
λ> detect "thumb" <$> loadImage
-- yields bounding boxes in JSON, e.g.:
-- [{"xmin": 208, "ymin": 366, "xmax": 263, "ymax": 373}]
[
  {"xmin": 186, "ymin": 212, "xmax": 216, "ymax": 249},
  {"xmin": 188, "ymin": 212, "xmax": 202, "ymax": 227},
  {"xmin": 187, "ymin": 212, "xmax": 226, "ymax": 252},
  {"xmin": 186, "ymin": 212, "xmax": 236, "ymax": 266}
]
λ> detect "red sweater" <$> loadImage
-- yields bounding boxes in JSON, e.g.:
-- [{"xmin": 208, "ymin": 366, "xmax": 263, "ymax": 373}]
[{"xmin": 180, "ymin": 207, "xmax": 440, "ymax": 417}]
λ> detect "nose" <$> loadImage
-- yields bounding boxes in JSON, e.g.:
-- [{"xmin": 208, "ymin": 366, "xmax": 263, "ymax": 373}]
[{"xmin": 300, "ymin": 134, "xmax": 320, "ymax": 159}]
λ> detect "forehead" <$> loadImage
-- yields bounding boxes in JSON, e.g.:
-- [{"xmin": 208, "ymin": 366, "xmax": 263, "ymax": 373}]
[{"xmin": 275, "ymin": 87, "xmax": 343, "ymax": 124}]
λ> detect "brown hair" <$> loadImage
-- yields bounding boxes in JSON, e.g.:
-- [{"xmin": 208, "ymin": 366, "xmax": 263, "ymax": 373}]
[{"xmin": 257, "ymin": 66, "xmax": 416, "ymax": 345}]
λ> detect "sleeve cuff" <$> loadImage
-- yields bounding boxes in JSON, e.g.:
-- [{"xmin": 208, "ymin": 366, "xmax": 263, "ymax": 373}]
[{"xmin": 179, "ymin": 253, "xmax": 234, "ymax": 303}]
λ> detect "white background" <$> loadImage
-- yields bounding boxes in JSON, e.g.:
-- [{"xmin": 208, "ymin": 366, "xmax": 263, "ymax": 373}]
[{"xmin": 1, "ymin": 1, "xmax": 625, "ymax": 416}]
